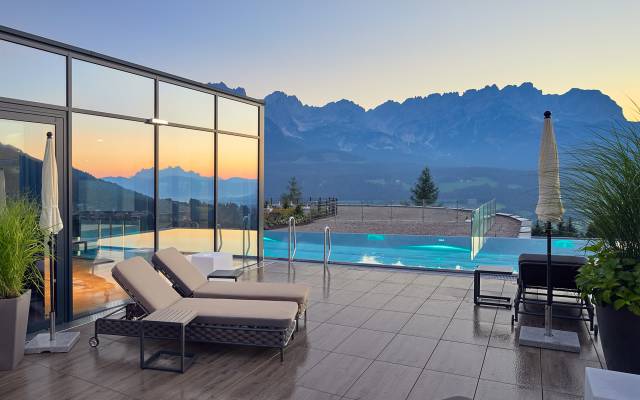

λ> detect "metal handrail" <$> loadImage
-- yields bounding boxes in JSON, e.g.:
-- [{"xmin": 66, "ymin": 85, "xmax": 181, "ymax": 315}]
[
  {"xmin": 288, "ymin": 216, "xmax": 297, "ymax": 271},
  {"xmin": 323, "ymin": 226, "xmax": 332, "ymax": 275},
  {"xmin": 242, "ymin": 216, "xmax": 251, "ymax": 265},
  {"xmin": 215, "ymin": 224, "xmax": 223, "ymax": 252}
]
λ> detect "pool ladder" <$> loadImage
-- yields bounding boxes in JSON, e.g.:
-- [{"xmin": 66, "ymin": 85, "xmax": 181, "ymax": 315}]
[
  {"xmin": 323, "ymin": 226, "xmax": 332, "ymax": 277},
  {"xmin": 242, "ymin": 216, "xmax": 251, "ymax": 267},
  {"xmin": 288, "ymin": 216, "xmax": 297, "ymax": 272}
]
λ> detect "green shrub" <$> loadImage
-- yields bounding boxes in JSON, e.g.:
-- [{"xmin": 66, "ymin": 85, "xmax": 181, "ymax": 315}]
[
  {"xmin": 0, "ymin": 198, "xmax": 45, "ymax": 299},
  {"xmin": 567, "ymin": 119, "xmax": 640, "ymax": 314}
]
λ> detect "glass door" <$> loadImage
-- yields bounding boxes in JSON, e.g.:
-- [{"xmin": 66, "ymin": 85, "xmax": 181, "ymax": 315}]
[{"xmin": 0, "ymin": 107, "xmax": 66, "ymax": 332}]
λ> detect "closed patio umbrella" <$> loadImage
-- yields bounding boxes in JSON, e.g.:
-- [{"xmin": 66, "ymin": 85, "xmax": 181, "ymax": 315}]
[
  {"xmin": 519, "ymin": 111, "xmax": 579, "ymax": 352},
  {"xmin": 25, "ymin": 132, "xmax": 79, "ymax": 353}
]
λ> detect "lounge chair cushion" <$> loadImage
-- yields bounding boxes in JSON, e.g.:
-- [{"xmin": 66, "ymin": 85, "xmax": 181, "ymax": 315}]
[
  {"xmin": 152, "ymin": 247, "xmax": 310, "ymax": 310},
  {"xmin": 172, "ymin": 298, "xmax": 297, "ymax": 328},
  {"xmin": 152, "ymin": 247, "xmax": 208, "ymax": 296},
  {"xmin": 112, "ymin": 257, "xmax": 181, "ymax": 313},
  {"xmin": 193, "ymin": 281, "xmax": 309, "ymax": 308}
]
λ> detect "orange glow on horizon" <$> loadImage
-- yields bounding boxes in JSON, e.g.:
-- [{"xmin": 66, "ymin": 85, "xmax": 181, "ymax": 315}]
[{"xmin": 218, "ymin": 134, "xmax": 257, "ymax": 180}]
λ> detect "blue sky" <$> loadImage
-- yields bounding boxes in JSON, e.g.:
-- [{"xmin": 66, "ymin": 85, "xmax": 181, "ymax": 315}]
[{"xmin": 2, "ymin": 1, "xmax": 639, "ymax": 118}]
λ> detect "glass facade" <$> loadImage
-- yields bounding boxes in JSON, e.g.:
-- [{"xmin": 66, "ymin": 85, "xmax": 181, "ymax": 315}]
[
  {"xmin": 71, "ymin": 114, "xmax": 155, "ymax": 316},
  {"xmin": 218, "ymin": 97, "xmax": 259, "ymax": 135},
  {"xmin": 217, "ymin": 134, "xmax": 258, "ymax": 261},
  {"xmin": 159, "ymin": 126, "xmax": 214, "ymax": 252},
  {"xmin": 0, "ymin": 29, "xmax": 263, "ymax": 327},
  {"xmin": 0, "ymin": 39, "xmax": 66, "ymax": 105},
  {"xmin": 72, "ymin": 59, "xmax": 154, "ymax": 118}
]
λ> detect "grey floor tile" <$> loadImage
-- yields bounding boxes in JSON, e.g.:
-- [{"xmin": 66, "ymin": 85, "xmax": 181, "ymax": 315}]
[
  {"xmin": 361, "ymin": 271, "xmax": 393, "ymax": 282},
  {"xmin": 327, "ymin": 306, "xmax": 377, "ymax": 328},
  {"xmin": 441, "ymin": 275, "xmax": 474, "ymax": 289},
  {"xmin": 489, "ymin": 323, "xmax": 518, "ymax": 349},
  {"xmin": 370, "ymin": 282, "xmax": 406, "ymax": 295},
  {"xmin": 480, "ymin": 346, "xmax": 541, "ymax": 386},
  {"xmin": 399, "ymin": 283, "xmax": 436, "ymax": 299},
  {"xmin": 412, "ymin": 274, "xmax": 445, "ymax": 286},
  {"xmin": 376, "ymin": 334, "xmax": 438, "ymax": 368},
  {"xmin": 475, "ymin": 380, "xmax": 542, "ymax": 400},
  {"xmin": 298, "ymin": 352, "xmax": 372, "ymax": 396},
  {"xmin": 322, "ymin": 289, "xmax": 366, "ymax": 306},
  {"xmin": 453, "ymin": 302, "xmax": 498, "ymax": 323},
  {"xmin": 442, "ymin": 318, "xmax": 492, "ymax": 346},
  {"xmin": 334, "ymin": 329, "xmax": 395, "ymax": 359},
  {"xmin": 541, "ymin": 350, "xmax": 600, "ymax": 396},
  {"xmin": 304, "ymin": 323, "xmax": 357, "ymax": 351},
  {"xmin": 308, "ymin": 302, "xmax": 345, "ymax": 323},
  {"xmin": 400, "ymin": 314, "xmax": 451, "ymax": 339},
  {"xmin": 426, "ymin": 340, "xmax": 486, "ymax": 378},
  {"xmin": 416, "ymin": 299, "xmax": 461, "ymax": 317},
  {"xmin": 431, "ymin": 286, "xmax": 469, "ymax": 300},
  {"xmin": 344, "ymin": 279, "xmax": 380, "ymax": 292},
  {"xmin": 351, "ymin": 293, "xmax": 395, "ymax": 309},
  {"xmin": 361, "ymin": 310, "xmax": 412, "ymax": 333},
  {"xmin": 384, "ymin": 272, "xmax": 418, "ymax": 284},
  {"xmin": 381, "ymin": 295, "xmax": 426, "ymax": 313},
  {"xmin": 345, "ymin": 360, "xmax": 421, "ymax": 400},
  {"xmin": 542, "ymin": 389, "xmax": 583, "ymax": 400},
  {"xmin": 407, "ymin": 369, "xmax": 477, "ymax": 400}
]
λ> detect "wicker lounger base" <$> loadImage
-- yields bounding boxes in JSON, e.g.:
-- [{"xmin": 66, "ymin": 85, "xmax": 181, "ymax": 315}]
[{"xmin": 90, "ymin": 312, "xmax": 296, "ymax": 361}]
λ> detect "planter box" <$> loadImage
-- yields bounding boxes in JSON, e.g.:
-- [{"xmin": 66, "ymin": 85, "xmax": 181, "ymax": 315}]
[{"xmin": 0, "ymin": 290, "xmax": 31, "ymax": 370}]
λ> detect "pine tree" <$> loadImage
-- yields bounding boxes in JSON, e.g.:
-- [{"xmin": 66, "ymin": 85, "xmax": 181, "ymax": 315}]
[
  {"xmin": 281, "ymin": 176, "xmax": 302, "ymax": 206},
  {"xmin": 410, "ymin": 166, "xmax": 439, "ymax": 205},
  {"xmin": 532, "ymin": 220, "xmax": 544, "ymax": 236}
]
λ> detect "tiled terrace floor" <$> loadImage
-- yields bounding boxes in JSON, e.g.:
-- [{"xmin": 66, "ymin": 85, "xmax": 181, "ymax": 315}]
[{"xmin": 1, "ymin": 261, "xmax": 603, "ymax": 400}]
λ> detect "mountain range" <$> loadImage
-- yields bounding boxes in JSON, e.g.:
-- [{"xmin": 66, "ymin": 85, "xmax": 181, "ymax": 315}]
[
  {"xmin": 104, "ymin": 166, "xmax": 257, "ymax": 205},
  {"xmin": 214, "ymin": 81, "xmax": 634, "ymax": 218}
]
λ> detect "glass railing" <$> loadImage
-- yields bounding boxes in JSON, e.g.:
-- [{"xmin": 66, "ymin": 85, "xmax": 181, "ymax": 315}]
[{"xmin": 470, "ymin": 199, "xmax": 496, "ymax": 260}]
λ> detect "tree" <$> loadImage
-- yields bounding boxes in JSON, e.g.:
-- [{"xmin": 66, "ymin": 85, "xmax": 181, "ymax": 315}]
[
  {"xmin": 281, "ymin": 176, "xmax": 302, "ymax": 206},
  {"xmin": 532, "ymin": 220, "xmax": 544, "ymax": 236},
  {"xmin": 410, "ymin": 166, "xmax": 439, "ymax": 205}
]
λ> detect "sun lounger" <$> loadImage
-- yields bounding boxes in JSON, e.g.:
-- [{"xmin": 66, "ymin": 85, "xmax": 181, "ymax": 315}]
[
  {"xmin": 151, "ymin": 248, "xmax": 309, "ymax": 322},
  {"xmin": 513, "ymin": 253, "xmax": 596, "ymax": 333},
  {"xmin": 90, "ymin": 257, "xmax": 298, "ymax": 361}
]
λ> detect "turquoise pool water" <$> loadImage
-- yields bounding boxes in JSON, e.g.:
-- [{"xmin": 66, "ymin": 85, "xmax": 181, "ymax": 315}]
[{"xmin": 263, "ymin": 231, "xmax": 590, "ymax": 272}]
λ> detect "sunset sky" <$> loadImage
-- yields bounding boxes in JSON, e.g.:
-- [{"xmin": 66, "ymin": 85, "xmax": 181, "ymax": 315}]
[{"xmin": 2, "ymin": 1, "xmax": 639, "ymax": 119}]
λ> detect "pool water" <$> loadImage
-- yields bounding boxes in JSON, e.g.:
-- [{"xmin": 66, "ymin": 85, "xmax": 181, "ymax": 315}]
[{"xmin": 263, "ymin": 231, "xmax": 590, "ymax": 272}]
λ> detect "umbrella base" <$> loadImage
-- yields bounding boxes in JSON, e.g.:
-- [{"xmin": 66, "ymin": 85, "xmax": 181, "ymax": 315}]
[
  {"xmin": 24, "ymin": 331, "xmax": 80, "ymax": 354},
  {"xmin": 518, "ymin": 326, "xmax": 580, "ymax": 353}
]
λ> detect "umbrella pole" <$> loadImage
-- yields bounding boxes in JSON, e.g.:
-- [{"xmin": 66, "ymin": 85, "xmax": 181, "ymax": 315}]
[
  {"xmin": 48, "ymin": 233, "xmax": 56, "ymax": 341},
  {"xmin": 545, "ymin": 221, "xmax": 552, "ymax": 336}
]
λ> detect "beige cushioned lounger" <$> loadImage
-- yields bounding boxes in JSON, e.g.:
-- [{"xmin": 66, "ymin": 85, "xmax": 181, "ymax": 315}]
[
  {"xmin": 112, "ymin": 257, "xmax": 297, "ymax": 328},
  {"xmin": 151, "ymin": 247, "xmax": 309, "ymax": 313}
]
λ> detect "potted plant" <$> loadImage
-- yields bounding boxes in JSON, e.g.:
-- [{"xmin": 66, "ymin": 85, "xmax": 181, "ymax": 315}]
[
  {"xmin": 568, "ymin": 121, "xmax": 640, "ymax": 374},
  {"xmin": 0, "ymin": 198, "xmax": 44, "ymax": 370}
]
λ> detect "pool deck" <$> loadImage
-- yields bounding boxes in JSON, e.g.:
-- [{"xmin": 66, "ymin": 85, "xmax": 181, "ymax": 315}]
[
  {"xmin": 3, "ymin": 260, "xmax": 602, "ymax": 400},
  {"xmin": 275, "ymin": 205, "xmax": 523, "ymax": 237}
]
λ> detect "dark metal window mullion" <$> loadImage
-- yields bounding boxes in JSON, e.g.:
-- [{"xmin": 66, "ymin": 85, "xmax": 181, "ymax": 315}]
[
  {"xmin": 213, "ymin": 96, "xmax": 219, "ymax": 252},
  {"xmin": 154, "ymin": 79, "xmax": 160, "ymax": 252},
  {"xmin": 64, "ymin": 52, "xmax": 73, "ymax": 322}
]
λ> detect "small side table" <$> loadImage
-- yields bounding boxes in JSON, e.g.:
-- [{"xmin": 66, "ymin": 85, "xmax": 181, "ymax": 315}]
[
  {"xmin": 207, "ymin": 269, "xmax": 244, "ymax": 282},
  {"xmin": 585, "ymin": 367, "xmax": 640, "ymax": 400},
  {"xmin": 474, "ymin": 265, "xmax": 513, "ymax": 308},
  {"xmin": 140, "ymin": 308, "xmax": 197, "ymax": 373}
]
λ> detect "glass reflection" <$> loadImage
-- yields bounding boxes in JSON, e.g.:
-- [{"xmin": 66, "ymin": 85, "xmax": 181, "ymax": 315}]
[
  {"xmin": 71, "ymin": 113, "xmax": 154, "ymax": 316},
  {"xmin": 217, "ymin": 97, "xmax": 258, "ymax": 136},
  {"xmin": 0, "ymin": 39, "xmax": 66, "ymax": 106},
  {"xmin": 159, "ymin": 126, "xmax": 214, "ymax": 252},
  {"xmin": 159, "ymin": 82, "xmax": 215, "ymax": 128},
  {"xmin": 0, "ymin": 118, "xmax": 53, "ymax": 330},
  {"xmin": 217, "ymin": 134, "xmax": 258, "ymax": 261},
  {"xmin": 72, "ymin": 59, "xmax": 153, "ymax": 118}
]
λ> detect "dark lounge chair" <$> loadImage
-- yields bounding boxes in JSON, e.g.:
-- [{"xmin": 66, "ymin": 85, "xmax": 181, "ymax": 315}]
[{"xmin": 513, "ymin": 253, "xmax": 596, "ymax": 334}]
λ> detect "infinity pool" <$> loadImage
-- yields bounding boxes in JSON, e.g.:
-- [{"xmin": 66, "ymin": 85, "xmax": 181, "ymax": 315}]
[{"xmin": 263, "ymin": 231, "xmax": 590, "ymax": 272}]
